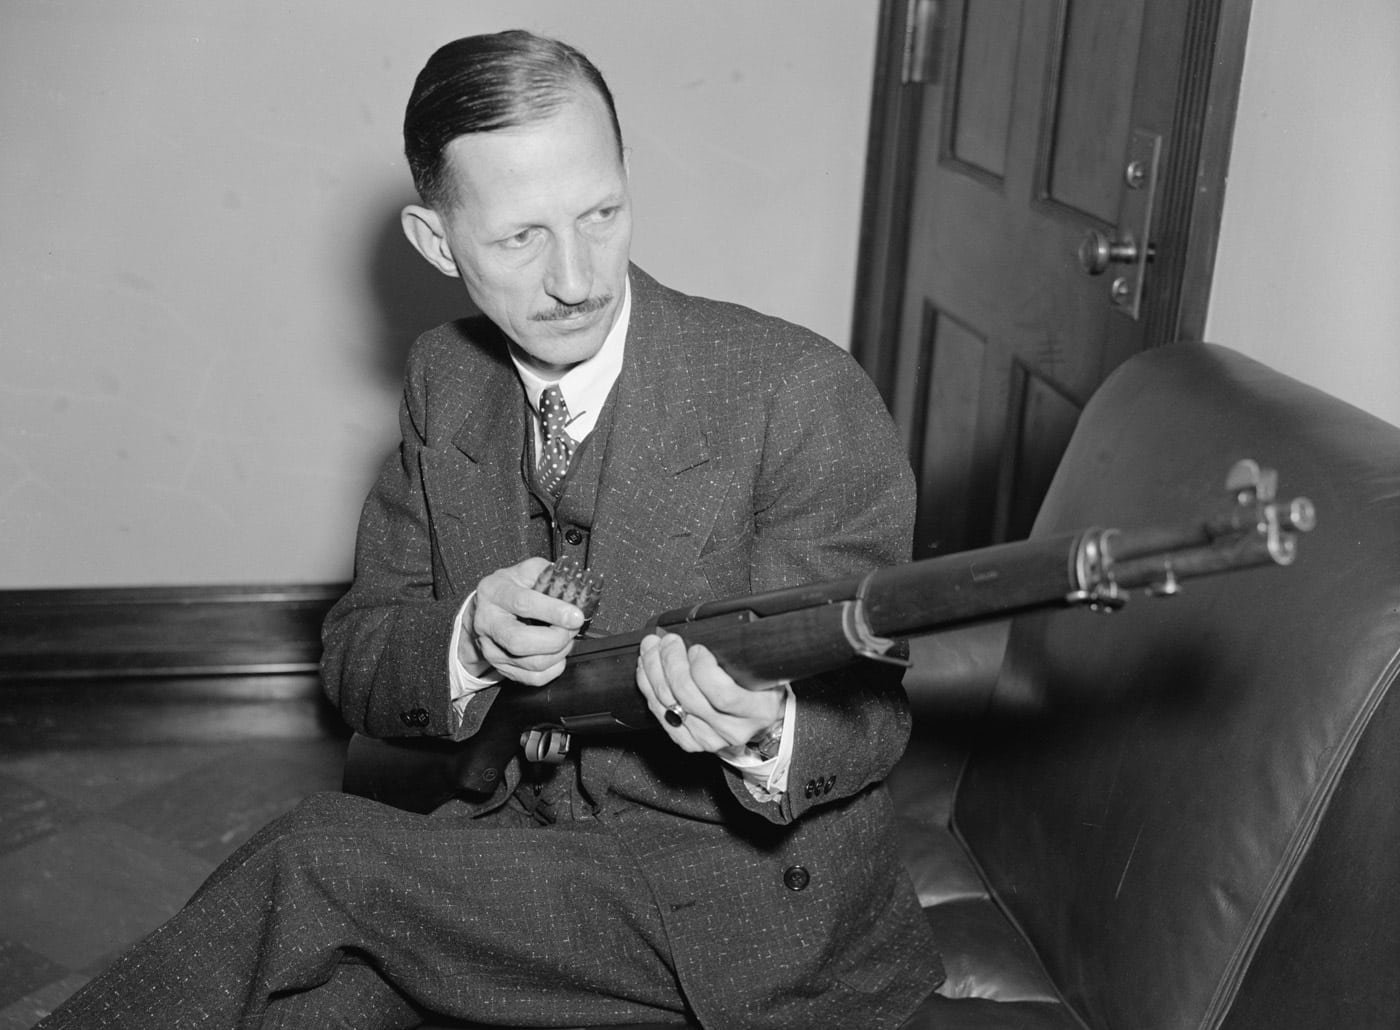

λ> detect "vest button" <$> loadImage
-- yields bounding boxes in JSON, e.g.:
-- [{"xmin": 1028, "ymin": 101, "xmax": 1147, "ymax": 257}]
[
  {"xmin": 783, "ymin": 865, "xmax": 811, "ymax": 891},
  {"xmin": 564, "ymin": 527, "xmax": 585, "ymax": 546}
]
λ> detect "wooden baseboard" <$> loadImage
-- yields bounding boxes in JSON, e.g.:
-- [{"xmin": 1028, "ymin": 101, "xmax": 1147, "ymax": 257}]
[
  {"xmin": 0, "ymin": 584, "xmax": 353, "ymax": 747},
  {"xmin": 0, "ymin": 583, "xmax": 348, "ymax": 680}
]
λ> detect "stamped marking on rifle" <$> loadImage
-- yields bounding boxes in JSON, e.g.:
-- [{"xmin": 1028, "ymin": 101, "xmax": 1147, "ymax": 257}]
[{"xmin": 971, "ymin": 566, "xmax": 1000, "ymax": 583}]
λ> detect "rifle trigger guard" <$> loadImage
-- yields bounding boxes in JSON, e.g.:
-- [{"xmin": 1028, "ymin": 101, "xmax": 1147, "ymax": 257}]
[
  {"xmin": 521, "ymin": 727, "xmax": 570, "ymax": 764},
  {"xmin": 843, "ymin": 601, "xmax": 908, "ymax": 666}
]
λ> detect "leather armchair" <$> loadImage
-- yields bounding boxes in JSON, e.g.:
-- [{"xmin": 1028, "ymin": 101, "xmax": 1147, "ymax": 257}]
[{"xmin": 892, "ymin": 342, "xmax": 1400, "ymax": 1029}]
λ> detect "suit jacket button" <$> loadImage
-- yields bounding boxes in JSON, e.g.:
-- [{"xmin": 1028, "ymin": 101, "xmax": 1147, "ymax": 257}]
[
  {"xmin": 823, "ymin": 775, "xmax": 836, "ymax": 794},
  {"xmin": 783, "ymin": 865, "xmax": 811, "ymax": 891},
  {"xmin": 564, "ymin": 527, "xmax": 585, "ymax": 546},
  {"xmin": 400, "ymin": 708, "xmax": 430, "ymax": 728},
  {"xmin": 804, "ymin": 780, "xmax": 816, "ymax": 799}
]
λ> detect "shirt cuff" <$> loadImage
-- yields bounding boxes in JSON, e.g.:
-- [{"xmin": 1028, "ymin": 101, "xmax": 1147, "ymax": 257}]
[
  {"xmin": 719, "ymin": 687, "xmax": 797, "ymax": 802},
  {"xmin": 447, "ymin": 592, "xmax": 501, "ymax": 731}
]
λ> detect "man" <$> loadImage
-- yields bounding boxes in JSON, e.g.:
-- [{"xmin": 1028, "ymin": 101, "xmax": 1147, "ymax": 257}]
[{"xmin": 37, "ymin": 30, "xmax": 940, "ymax": 1029}]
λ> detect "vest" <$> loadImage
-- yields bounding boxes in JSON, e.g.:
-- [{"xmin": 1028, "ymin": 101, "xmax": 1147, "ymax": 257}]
[
  {"xmin": 515, "ymin": 384, "xmax": 621, "ymax": 821},
  {"xmin": 522, "ymin": 382, "xmax": 620, "ymax": 569}
]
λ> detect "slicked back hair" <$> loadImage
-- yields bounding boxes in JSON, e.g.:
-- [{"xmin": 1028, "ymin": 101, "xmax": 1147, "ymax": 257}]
[{"xmin": 404, "ymin": 30, "xmax": 623, "ymax": 210}]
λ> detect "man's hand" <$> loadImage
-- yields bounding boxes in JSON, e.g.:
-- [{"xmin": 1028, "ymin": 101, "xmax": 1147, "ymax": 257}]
[
  {"xmin": 635, "ymin": 629, "xmax": 784, "ymax": 754},
  {"xmin": 460, "ymin": 557, "xmax": 585, "ymax": 685}
]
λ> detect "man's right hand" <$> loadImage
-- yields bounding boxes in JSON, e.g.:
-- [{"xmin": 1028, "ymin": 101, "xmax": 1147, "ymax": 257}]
[{"xmin": 459, "ymin": 557, "xmax": 585, "ymax": 685}]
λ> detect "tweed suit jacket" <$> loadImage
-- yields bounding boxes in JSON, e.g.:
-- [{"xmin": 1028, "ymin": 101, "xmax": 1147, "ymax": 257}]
[{"xmin": 321, "ymin": 266, "xmax": 942, "ymax": 1028}]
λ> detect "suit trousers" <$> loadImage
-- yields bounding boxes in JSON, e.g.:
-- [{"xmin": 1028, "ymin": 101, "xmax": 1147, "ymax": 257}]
[{"xmin": 37, "ymin": 790, "xmax": 693, "ymax": 1030}]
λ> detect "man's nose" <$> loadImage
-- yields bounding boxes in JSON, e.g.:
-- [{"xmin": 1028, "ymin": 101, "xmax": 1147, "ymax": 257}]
[{"xmin": 543, "ymin": 231, "xmax": 592, "ymax": 306}]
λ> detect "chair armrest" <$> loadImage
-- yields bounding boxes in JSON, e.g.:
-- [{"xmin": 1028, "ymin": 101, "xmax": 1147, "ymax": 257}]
[
  {"xmin": 902, "ymin": 620, "xmax": 1009, "ymax": 723},
  {"xmin": 888, "ymin": 621, "xmax": 1010, "ymax": 828}
]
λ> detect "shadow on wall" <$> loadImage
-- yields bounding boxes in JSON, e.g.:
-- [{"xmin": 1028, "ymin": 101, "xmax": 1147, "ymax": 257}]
[{"xmin": 363, "ymin": 201, "xmax": 479, "ymax": 389}]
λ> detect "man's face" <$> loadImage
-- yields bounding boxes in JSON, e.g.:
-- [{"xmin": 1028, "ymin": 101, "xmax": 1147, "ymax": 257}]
[{"xmin": 435, "ymin": 88, "xmax": 632, "ymax": 377}]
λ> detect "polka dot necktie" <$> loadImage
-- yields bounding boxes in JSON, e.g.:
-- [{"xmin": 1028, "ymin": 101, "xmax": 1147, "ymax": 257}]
[{"xmin": 537, "ymin": 384, "xmax": 575, "ymax": 500}]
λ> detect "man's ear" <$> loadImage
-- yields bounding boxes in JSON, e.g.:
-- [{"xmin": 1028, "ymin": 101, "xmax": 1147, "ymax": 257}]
[{"xmin": 400, "ymin": 204, "xmax": 460, "ymax": 278}]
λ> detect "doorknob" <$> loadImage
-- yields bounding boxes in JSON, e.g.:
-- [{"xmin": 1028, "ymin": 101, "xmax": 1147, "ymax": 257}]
[{"xmin": 1078, "ymin": 230, "xmax": 1141, "ymax": 276}]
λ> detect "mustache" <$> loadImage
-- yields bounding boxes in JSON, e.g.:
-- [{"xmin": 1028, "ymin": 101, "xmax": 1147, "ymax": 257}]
[{"xmin": 531, "ymin": 295, "xmax": 612, "ymax": 322}]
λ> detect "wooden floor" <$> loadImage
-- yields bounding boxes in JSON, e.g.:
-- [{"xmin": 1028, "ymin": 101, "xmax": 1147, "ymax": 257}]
[{"xmin": 0, "ymin": 681, "xmax": 348, "ymax": 1028}]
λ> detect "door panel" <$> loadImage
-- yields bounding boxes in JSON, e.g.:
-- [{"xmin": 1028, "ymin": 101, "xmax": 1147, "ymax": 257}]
[
  {"xmin": 998, "ymin": 360, "xmax": 1083, "ymax": 541},
  {"xmin": 909, "ymin": 304, "xmax": 990, "ymax": 555},
  {"xmin": 948, "ymin": 0, "xmax": 1020, "ymax": 179},
  {"xmin": 1046, "ymin": 1, "xmax": 1146, "ymax": 223}
]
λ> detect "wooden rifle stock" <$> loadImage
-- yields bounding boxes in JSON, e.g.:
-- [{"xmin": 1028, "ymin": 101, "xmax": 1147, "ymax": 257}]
[{"xmin": 343, "ymin": 460, "xmax": 1314, "ymax": 813}]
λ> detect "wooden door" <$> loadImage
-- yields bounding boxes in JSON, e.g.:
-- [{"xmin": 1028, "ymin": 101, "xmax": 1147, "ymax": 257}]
[{"xmin": 854, "ymin": 0, "xmax": 1250, "ymax": 557}]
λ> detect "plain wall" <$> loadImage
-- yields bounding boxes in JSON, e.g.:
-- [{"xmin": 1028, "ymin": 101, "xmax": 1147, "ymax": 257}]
[
  {"xmin": 1205, "ymin": 1, "xmax": 1400, "ymax": 428},
  {"xmin": 0, "ymin": 0, "xmax": 879, "ymax": 588}
]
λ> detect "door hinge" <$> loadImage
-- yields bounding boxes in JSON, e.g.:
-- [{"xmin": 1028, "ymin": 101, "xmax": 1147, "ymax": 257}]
[{"xmin": 901, "ymin": 0, "xmax": 944, "ymax": 85}]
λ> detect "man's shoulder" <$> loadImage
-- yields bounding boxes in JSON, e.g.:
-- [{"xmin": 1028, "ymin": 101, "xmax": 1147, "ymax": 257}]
[
  {"xmin": 409, "ymin": 314, "xmax": 513, "ymax": 372},
  {"xmin": 634, "ymin": 266, "xmax": 820, "ymax": 338},
  {"xmin": 630, "ymin": 266, "xmax": 855, "ymax": 379},
  {"xmin": 397, "ymin": 315, "xmax": 519, "ymax": 442},
  {"xmin": 399, "ymin": 315, "xmax": 519, "ymax": 405}
]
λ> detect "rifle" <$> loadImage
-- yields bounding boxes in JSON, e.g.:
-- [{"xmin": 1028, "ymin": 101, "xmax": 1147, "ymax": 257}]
[{"xmin": 342, "ymin": 460, "xmax": 1314, "ymax": 813}]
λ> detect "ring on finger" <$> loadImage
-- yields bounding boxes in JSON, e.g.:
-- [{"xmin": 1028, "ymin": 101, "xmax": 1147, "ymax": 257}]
[{"xmin": 664, "ymin": 703, "xmax": 687, "ymax": 727}]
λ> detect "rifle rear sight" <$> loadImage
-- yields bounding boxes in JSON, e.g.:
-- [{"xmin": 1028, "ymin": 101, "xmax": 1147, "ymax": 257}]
[{"xmin": 1065, "ymin": 458, "xmax": 1315, "ymax": 611}]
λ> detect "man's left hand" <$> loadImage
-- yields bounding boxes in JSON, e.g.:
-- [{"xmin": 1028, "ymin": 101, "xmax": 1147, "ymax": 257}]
[{"xmin": 635, "ymin": 629, "xmax": 784, "ymax": 754}]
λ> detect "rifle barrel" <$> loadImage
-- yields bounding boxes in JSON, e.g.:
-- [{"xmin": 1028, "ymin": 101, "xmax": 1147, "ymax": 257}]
[{"xmin": 860, "ymin": 534, "xmax": 1083, "ymax": 639}]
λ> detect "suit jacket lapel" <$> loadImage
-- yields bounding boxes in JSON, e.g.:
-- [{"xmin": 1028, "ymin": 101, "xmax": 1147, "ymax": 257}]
[
  {"xmin": 589, "ymin": 269, "xmax": 733, "ymax": 630},
  {"xmin": 418, "ymin": 331, "xmax": 536, "ymax": 597}
]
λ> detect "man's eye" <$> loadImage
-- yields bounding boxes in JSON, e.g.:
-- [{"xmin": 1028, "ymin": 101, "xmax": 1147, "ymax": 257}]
[{"xmin": 501, "ymin": 228, "xmax": 538, "ymax": 248}]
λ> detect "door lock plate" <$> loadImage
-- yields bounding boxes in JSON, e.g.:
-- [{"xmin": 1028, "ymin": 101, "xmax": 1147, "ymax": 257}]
[{"xmin": 1107, "ymin": 129, "xmax": 1161, "ymax": 320}]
